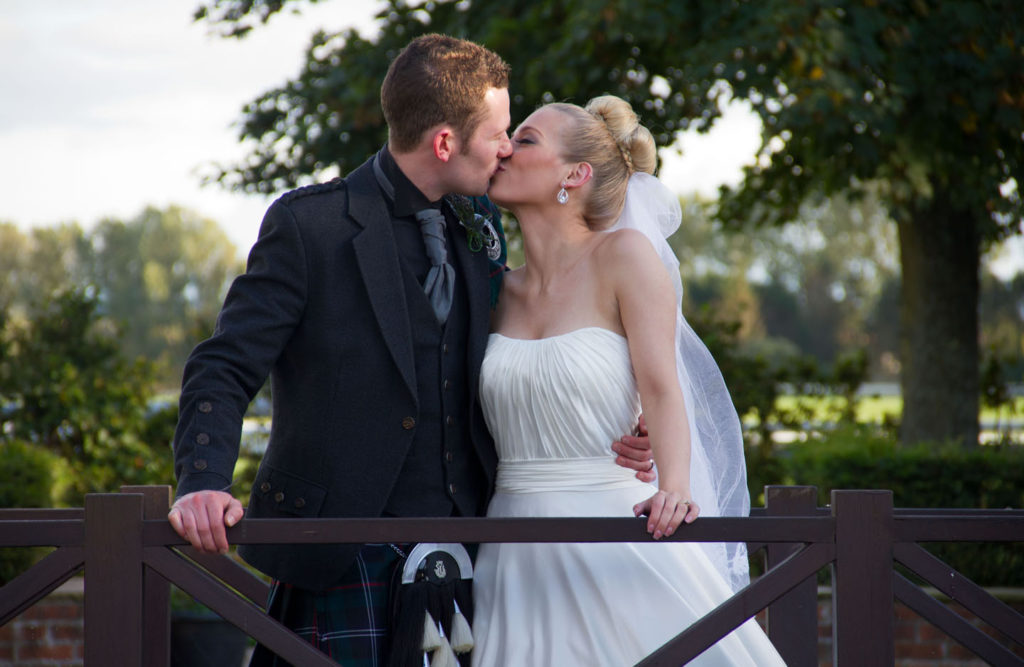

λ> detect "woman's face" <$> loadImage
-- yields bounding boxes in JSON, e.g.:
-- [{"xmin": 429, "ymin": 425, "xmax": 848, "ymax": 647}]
[{"xmin": 488, "ymin": 106, "xmax": 571, "ymax": 209}]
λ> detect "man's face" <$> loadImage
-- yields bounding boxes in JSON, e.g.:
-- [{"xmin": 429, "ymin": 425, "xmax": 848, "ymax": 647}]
[{"xmin": 447, "ymin": 87, "xmax": 512, "ymax": 196}]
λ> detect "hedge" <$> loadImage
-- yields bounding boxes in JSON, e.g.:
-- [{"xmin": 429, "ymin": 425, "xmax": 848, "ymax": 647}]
[
  {"xmin": 0, "ymin": 440, "xmax": 56, "ymax": 584},
  {"xmin": 750, "ymin": 425, "xmax": 1024, "ymax": 587}
]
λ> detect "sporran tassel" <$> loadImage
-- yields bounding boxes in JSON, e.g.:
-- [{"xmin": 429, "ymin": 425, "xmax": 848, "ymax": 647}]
[
  {"xmin": 430, "ymin": 621, "xmax": 459, "ymax": 667},
  {"xmin": 422, "ymin": 612, "xmax": 442, "ymax": 651},
  {"xmin": 449, "ymin": 600, "xmax": 473, "ymax": 654}
]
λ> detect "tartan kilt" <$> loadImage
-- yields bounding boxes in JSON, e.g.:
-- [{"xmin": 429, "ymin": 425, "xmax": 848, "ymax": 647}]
[{"xmin": 249, "ymin": 543, "xmax": 406, "ymax": 667}]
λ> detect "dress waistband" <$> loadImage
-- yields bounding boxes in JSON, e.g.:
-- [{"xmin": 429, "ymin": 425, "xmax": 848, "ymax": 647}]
[{"xmin": 494, "ymin": 456, "xmax": 642, "ymax": 494}]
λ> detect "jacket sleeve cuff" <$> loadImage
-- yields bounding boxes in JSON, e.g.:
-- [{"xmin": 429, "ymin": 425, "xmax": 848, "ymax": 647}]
[{"xmin": 175, "ymin": 471, "xmax": 235, "ymax": 499}]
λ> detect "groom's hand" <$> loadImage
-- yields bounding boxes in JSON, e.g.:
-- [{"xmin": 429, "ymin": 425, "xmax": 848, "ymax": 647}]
[
  {"xmin": 612, "ymin": 414, "xmax": 656, "ymax": 483},
  {"xmin": 168, "ymin": 490, "xmax": 244, "ymax": 555}
]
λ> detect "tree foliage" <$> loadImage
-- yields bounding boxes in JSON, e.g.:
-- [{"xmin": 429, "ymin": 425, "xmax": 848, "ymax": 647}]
[
  {"xmin": 90, "ymin": 206, "xmax": 243, "ymax": 379},
  {"xmin": 673, "ymin": 189, "xmax": 901, "ymax": 367},
  {"xmin": 1, "ymin": 208, "xmax": 243, "ymax": 387},
  {"xmin": 0, "ymin": 289, "xmax": 176, "ymax": 504},
  {"xmin": 201, "ymin": 0, "xmax": 1024, "ymax": 230},
  {"xmin": 197, "ymin": 0, "xmax": 1024, "ymax": 446},
  {"xmin": 0, "ymin": 209, "xmax": 256, "ymax": 504},
  {"xmin": 0, "ymin": 222, "xmax": 92, "ymax": 317}
]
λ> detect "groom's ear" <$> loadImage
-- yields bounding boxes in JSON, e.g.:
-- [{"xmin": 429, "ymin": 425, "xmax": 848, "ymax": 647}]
[
  {"xmin": 432, "ymin": 127, "xmax": 457, "ymax": 162},
  {"xmin": 564, "ymin": 162, "xmax": 593, "ymax": 188}
]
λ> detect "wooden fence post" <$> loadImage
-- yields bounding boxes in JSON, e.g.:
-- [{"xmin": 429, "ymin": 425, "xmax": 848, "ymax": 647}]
[
  {"xmin": 85, "ymin": 493, "xmax": 144, "ymax": 666},
  {"xmin": 122, "ymin": 485, "xmax": 173, "ymax": 667},
  {"xmin": 831, "ymin": 489, "xmax": 895, "ymax": 666},
  {"xmin": 764, "ymin": 485, "xmax": 820, "ymax": 665}
]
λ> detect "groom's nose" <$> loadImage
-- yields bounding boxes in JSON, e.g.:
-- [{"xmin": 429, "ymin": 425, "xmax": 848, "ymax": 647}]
[{"xmin": 497, "ymin": 132, "xmax": 513, "ymax": 158}]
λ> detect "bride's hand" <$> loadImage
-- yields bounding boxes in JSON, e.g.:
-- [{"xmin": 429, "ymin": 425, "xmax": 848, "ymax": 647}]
[{"xmin": 634, "ymin": 490, "xmax": 699, "ymax": 540}]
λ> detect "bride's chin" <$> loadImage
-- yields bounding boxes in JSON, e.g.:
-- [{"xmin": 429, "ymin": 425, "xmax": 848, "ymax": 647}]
[{"xmin": 487, "ymin": 188, "xmax": 510, "ymax": 209}]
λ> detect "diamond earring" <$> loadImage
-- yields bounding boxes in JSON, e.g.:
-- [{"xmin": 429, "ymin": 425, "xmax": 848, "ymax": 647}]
[{"xmin": 556, "ymin": 184, "xmax": 569, "ymax": 205}]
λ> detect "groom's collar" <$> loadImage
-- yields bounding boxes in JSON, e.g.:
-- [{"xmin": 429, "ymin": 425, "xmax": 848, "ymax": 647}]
[{"xmin": 377, "ymin": 145, "xmax": 436, "ymax": 218}]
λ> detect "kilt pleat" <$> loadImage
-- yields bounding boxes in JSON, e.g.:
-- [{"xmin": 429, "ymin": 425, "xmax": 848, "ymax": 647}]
[{"xmin": 249, "ymin": 543, "xmax": 406, "ymax": 667}]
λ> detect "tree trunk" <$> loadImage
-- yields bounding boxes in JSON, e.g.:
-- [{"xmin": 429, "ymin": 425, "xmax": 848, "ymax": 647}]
[{"xmin": 897, "ymin": 189, "xmax": 980, "ymax": 447}]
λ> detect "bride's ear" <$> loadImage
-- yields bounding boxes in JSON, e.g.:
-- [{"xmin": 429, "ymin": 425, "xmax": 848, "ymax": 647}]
[{"xmin": 563, "ymin": 162, "xmax": 593, "ymax": 189}]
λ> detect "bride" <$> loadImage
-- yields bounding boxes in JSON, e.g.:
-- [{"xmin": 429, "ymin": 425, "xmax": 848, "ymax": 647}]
[{"xmin": 470, "ymin": 95, "xmax": 785, "ymax": 666}]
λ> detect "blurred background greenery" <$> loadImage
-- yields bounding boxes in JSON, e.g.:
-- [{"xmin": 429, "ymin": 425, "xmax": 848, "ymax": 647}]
[{"xmin": 2, "ymin": 0, "xmax": 1023, "ymax": 587}]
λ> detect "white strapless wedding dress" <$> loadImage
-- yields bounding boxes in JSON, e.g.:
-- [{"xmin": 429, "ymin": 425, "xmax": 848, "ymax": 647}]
[{"xmin": 472, "ymin": 327, "xmax": 785, "ymax": 666}]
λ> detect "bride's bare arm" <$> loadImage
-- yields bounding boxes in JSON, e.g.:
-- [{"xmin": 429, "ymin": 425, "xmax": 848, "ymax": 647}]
[{"xmin": 603, "ymin": 229, "xmax": 699, "ymax": 538}]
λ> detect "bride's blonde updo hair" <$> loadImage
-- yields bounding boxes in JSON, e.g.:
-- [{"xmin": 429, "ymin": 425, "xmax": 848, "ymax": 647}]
[{"xmin": 548, "ymin": 95, "xmax": 657, "ymax": 229}]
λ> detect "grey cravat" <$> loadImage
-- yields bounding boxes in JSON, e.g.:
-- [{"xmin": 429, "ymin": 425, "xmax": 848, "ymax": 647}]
[{"xmin": 415, "ymin": 207, "xmax": 456, "ymax": 324}]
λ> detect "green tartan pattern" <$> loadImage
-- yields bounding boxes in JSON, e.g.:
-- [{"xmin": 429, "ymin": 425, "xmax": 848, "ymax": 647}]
[
  {"xmin": 249, "ymin": 544, "xmax": 405, "ymax": 667},
  {"xmin": 469, "ymin": 195, "xmax": 507, "ymax": 309}
]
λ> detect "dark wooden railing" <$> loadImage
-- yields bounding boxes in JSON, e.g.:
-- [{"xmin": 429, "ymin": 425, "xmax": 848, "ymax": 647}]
[{"xmin": 2, "ymin": 485, "xmax": 1023, "ymax": 666}]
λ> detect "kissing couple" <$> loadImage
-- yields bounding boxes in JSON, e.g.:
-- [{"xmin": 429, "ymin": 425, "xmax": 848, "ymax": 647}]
[{"xmin": 169, "ymin": 33, "xmax": 785, "ymax": 666}]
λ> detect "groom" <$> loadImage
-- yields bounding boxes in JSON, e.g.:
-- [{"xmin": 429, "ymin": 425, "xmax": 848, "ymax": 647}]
[{"xmin": 168, "ymin": 34, "xmax": 653, "ymax": 665}]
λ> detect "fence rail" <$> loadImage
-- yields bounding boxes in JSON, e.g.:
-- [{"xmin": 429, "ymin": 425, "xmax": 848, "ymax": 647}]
[{"xmin": 2, "ymin": 485, "xmax": 1023, "ymax": 666}]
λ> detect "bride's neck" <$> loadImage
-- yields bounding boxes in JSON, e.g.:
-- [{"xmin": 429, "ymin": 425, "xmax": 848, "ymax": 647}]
[{"xmin": 515, "ymin": 206, "xmax": 595, "ymax": 287}]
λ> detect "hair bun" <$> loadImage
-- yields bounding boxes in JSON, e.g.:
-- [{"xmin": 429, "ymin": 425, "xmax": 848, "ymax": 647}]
[{"xmin": 585, "ymin": 96, "xmax": 656, "ymax": 175}]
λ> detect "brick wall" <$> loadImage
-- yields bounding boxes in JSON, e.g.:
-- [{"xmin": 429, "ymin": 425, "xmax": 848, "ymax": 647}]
[
  {"xmin": 2, "ymin": 580, "xmax": 1021, "ymax": 666},
  {"xmin": 814, "ymin": 592, "xmax": 1024, "ymax": 666},
  {"xmin": 0, "ymin": 579, "xmax": 83, "ymax": 667}
]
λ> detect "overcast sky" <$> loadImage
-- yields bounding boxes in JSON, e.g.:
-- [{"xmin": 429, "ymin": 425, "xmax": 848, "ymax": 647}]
[
  {"xmin": 0, "ymin": 0, "xmax": 386, "ymax": 252},
  {"xmin": 2, "ymin": 1, "xmax": 1017, "ymax": 275}
]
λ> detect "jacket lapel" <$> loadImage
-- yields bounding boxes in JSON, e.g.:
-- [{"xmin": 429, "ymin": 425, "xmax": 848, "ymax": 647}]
[
  {"xmin": 447, "ymin": 208, "xmax": 491, "ymax": 402},
  {"xmin": 347, "ymin": 160, "xmax": 417, "ymax": 398}
]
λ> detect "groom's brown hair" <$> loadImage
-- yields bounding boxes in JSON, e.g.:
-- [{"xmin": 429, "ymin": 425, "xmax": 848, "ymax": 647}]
[{"xmin": 382, "ymin": 34, "xmax": 510, "ymax": 153}]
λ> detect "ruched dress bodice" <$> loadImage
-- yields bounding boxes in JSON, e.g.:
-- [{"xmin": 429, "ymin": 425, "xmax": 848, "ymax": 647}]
[
  {"xmin": 481, "ymin": 327, "xmax": 639, "ymax": 461},
  {"xmin": 480, "ymin": 328, "xmax": 648, "ymax": 496},
  {"xmin": 471, "ymin": 328, "xmax": 785, "ymax": 666}
]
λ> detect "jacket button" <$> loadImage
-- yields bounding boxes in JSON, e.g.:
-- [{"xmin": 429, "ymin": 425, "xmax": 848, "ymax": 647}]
[
  {"xmin": 193, "ymin": 459, "xmax": 208, "ymax": 471},
  {"xmin": 446, "ymin": 415, "xmax": 454, "ymax": 426},
  {"xmin": 443, "ymin": 344, "xmax": 449, "ymax": 354},
  {"xmin": 448, "ymin": 483, "xmax": 457, "ymax": 495},
  {"xmin": 444, "ymin": 451, "xmax": 454, "ymax": 463},
  {"xmin": 198, "ymin": 401, "xmax": 213, "ymax": 414},
  {"xmin": 259, "ymin": 482, "xmax": 271, "ymax": 493},
  {"xmin": 274, "ymin": 492, "xmax": 285, "ymax": 503},
  {"xmin": 196, "ymin": 433, "xmax": 210, "ymax": 445},
  {"xmin": 401, "ymin": 417, "xmax": 416, "ymax": 430},
  {"xmin": 443, "ymin": 379, "xmax": 450, "ymax": 390},
  {"xmin": 293, "ymin": 497, "xmax": 306, "ymax": 509}
]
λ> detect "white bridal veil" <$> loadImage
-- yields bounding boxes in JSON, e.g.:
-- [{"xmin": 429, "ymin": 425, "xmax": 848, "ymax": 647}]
[{"xmin": 608, "ymin": 172, "xmax": 751, "ymax": 592}]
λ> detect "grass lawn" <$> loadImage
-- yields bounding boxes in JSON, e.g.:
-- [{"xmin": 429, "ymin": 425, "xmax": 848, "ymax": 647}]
[{"xmin": 749, "ymin": 395, "xmax": 1024, "ymax": 428}]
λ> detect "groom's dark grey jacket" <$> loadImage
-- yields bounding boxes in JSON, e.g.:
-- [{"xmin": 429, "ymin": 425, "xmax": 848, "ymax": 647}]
[{"xmin": 172, "ymin": 156, "xmax": 499, "ymax": 590}]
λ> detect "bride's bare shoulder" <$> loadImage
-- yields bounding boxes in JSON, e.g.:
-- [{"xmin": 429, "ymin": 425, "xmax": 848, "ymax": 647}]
[{"xmin": 594, "ymin": 228, "xmax": 660, "ymax": 266}]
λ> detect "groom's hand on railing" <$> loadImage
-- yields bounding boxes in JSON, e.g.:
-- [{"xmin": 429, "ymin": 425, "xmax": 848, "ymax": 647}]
[
  {"xmin": 167, "ymin": 490, "xmax": 244, "ymax": 555},
  {"xmin": 612, "ymin": 413, "xmax": 656, "ymax": 483}
]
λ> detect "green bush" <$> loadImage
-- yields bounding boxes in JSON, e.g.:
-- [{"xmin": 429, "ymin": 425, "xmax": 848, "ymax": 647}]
[
  {"xmin": 755, "ymin": 425, "xmax": 1024, "ymax": 587},
  {"xmin": 0, "ymin": 440, "xmax": 56, "ymax": 585},
  {"xmin": 1, "ymin": 290, "xmax": 178, "ymax": 505}
]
